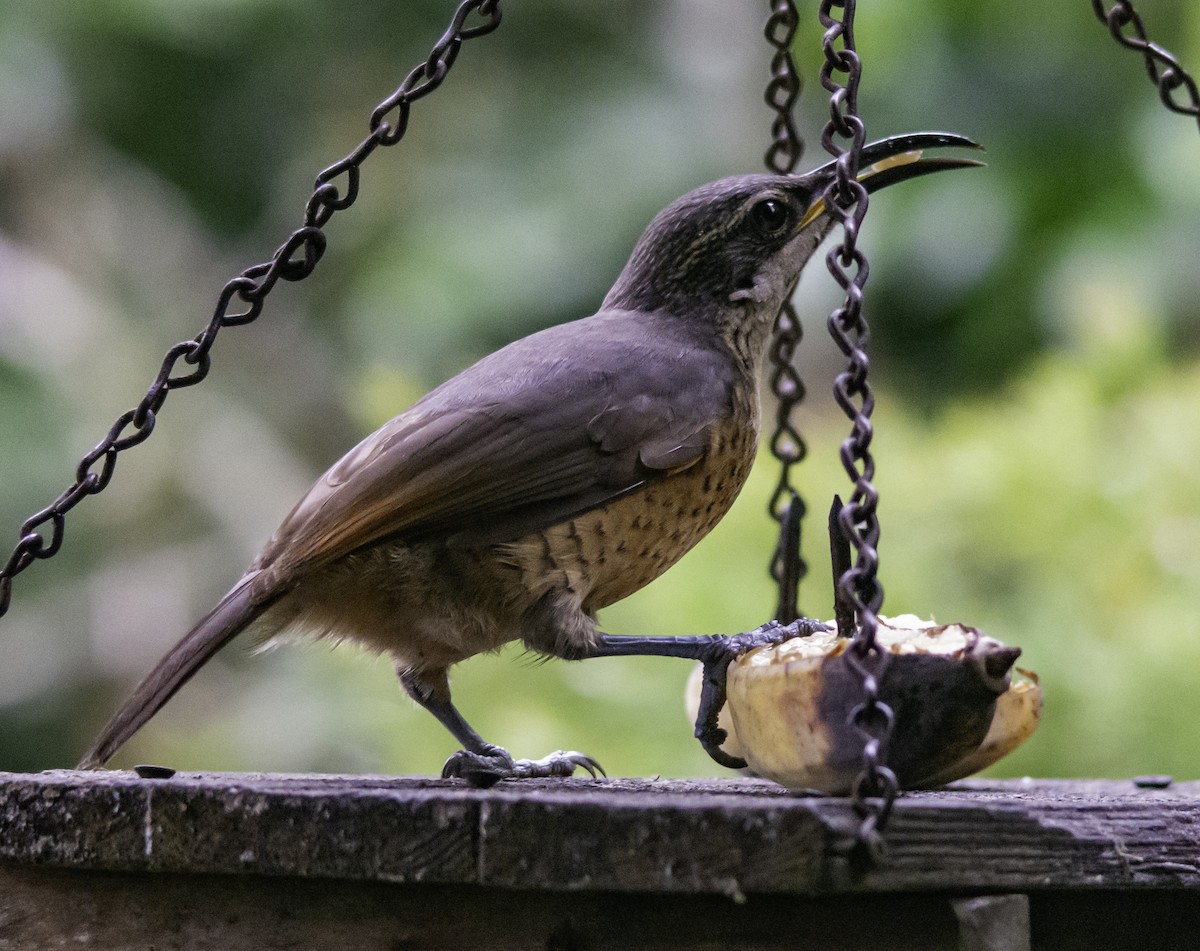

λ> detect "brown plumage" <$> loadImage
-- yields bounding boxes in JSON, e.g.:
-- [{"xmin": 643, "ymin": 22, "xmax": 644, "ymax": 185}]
[{"xmin": 79, "ymin": 134, "xmax": 980, "ymax": 780}]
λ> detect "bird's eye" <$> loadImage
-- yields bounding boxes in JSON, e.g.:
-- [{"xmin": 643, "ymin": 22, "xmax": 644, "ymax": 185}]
[{"xmin": 748, "ymin": 197, "xmax": 791, "ymax": 235}]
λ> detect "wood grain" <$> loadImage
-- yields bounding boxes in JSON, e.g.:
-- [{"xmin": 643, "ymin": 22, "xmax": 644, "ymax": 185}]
[
  {"xmin": 4, "ymin": 772, "xmax": 1200, "ymax": 894},
  {"xmin": 4, "ymin": 773, "xmax": 1200, "ymax": 949}
]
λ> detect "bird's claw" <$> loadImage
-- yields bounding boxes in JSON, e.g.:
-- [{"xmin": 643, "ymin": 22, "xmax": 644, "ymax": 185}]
[
  {"xmin": 694, "ymin": 617, "xmax": 828, "ymax": 770},
  {"xmin": 713, "ymin": 617, "xmax": 828, "ymax": 660},
  {"xmin": 510, "ymin": 750, "xmax": 606, "ymax": 780},
  {"xmin": 441, "ymin": 744, "xmax": 515, "ymax": 788},
  {"xmin": 441, "ymin": 746, "xmax": 605, "ymax": 788}
]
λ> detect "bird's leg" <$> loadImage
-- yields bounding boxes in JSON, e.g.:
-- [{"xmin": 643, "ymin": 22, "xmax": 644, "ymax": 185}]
[
  {"xmin": 586, "ymin": 617, "xmax": 828, "ymax": 769},
  {"xmin": 398, "ymin": 669, "xmax": 603, "ymax": 788}
]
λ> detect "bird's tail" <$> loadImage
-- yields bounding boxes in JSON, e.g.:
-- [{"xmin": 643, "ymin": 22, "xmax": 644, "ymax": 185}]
[{"xmin": 77, "ymin": 575, "xmax": 273, "ymax": 769}]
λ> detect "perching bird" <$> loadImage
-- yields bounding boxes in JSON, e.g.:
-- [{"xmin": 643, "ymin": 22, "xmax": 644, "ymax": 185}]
[{"xmin": 79, "ymin": 132, "xmax": 980, "ymax": 785}]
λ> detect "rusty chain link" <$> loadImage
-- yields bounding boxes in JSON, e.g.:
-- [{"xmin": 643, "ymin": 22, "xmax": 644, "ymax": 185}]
[
  {"xmin": 763, "ymin": 0, "xmax": 809, "ymax": 624},
  {"xmin": 1091, "ymin": 0, "xmax": 1200, "ymax": 131},
  {"xmin": 816, "ymin": 0, "xmax": 898, "ymax": 867},
  {"xmin": 0, "ymin": 0, "xmax": 503, "ymax": 620}
]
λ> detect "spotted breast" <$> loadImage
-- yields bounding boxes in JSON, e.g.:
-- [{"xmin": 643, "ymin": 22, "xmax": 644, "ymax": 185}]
[{"xmin": 498, "ymin": 382, "xmax": 760, "ymax": 624}]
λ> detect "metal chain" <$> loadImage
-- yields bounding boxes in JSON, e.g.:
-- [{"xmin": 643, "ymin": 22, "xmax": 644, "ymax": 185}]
[
  {"xmin": 817, "ymin": 0, "xmax": 898, "ymax": 866},
  {"xmin": 1091, "ymin": 0, "xmax": 1200, "ymax": 131},
  {"xmin": 763, "ymin": 0, "xmax": 809, "ymax": 624},
  {"xmin": 0, "ymin": 0, "xmax": 503, "ymax": 620}
]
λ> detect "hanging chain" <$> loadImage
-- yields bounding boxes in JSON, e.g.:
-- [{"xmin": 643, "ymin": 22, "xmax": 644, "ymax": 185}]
[
  {"xmin": 817, "ymin": 0, "xmax": 897, "ymax": 867},
  {"xmin": 763, "ymin": 0, "xmax": 809, "ymax": 624},
  {"xmin": 0, "ymin": 0, "xmax": 503, "ymax": 620},
  {"xmin": 1091, "ymin": 0, "xmax": 1200, "ymax": 131}
]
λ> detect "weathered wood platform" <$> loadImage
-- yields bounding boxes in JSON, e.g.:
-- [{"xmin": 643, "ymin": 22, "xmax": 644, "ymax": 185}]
[{"xmin": 2, "ymin": 771, "xmax": 1199, "ymax": 949}]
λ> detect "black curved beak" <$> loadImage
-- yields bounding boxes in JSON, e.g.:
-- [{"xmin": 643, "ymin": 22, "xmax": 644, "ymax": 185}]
[{"xmin": 797, "ymin": 131, "xmax": 985, "ymax": 227}]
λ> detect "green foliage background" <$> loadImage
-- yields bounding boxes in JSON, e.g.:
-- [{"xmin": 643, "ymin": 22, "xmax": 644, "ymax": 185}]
[{"xmin": 1, "ymin": 0, "xmax": 1198, "ymax": 781}]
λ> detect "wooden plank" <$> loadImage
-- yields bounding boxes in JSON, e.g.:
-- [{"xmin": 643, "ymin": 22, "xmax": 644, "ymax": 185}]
[
  {"xmin": 0, "ymin": 867, "xmax": 966, "ymax": 951},
  {"xmin": 953, "ymin": 894, "xmax": 1031, "ymax": 951},
  {"xmin": 2, "ymin": 772, "xmax": 1200, "ymax": 895},
  {"xmin": 144, "ymin": 773, "xmax": 478, "ymax": 882},
  {"xmin": 476, "ymin": 782, "xmax": 828, "ymax": 896},
  {"xmin": 5, "ymin": 869, "xmax": 1200, "ymax": 950}
]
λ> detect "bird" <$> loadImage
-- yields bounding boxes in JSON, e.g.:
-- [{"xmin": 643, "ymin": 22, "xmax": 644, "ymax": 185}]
[{"xmin": 78, "ymin": 132, "xmax": 981, "ymax": 785}]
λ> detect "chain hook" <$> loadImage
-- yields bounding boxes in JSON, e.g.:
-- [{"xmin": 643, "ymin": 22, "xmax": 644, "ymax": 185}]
[
  {"xmin": 816, "ymin": 0, "xmax": 898, "ymax": 867},
  {"xmin": 0, "ymin": 0, "xmax": 504, "ymax": 620},
  {"xmin": 1091, "ymin": 1, "xmax": 1200, "ymax": 130},
  {"xmin": 763, "ymin": 0, "xmax": 809, "ymax": 624}
]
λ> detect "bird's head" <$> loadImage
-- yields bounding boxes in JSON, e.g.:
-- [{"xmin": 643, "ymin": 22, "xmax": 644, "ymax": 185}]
[{"xmin": 604, "ymin": 132, "xmax": 983, "ymax": 349}]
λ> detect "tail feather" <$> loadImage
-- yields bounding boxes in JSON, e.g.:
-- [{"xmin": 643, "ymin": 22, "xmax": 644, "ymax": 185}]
[{"xmin": 78, "ymin": 574, "xmax": 273, "ymax": 769}]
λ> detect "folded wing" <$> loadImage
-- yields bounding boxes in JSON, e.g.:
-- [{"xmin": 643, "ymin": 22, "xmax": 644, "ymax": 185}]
[{"xmin": 252, "ymin": 312, "xmax": 736, "ymax": 586}]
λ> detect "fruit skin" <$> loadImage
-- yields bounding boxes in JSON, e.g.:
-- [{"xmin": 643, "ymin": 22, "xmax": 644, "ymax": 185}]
[
  {"xmin": 694, "ymin": 617, "xmax": 1039, "ymax": 792},
  {"xmin": 913, "ymin": 669, "xmax": 1042, "ymax": 789}
]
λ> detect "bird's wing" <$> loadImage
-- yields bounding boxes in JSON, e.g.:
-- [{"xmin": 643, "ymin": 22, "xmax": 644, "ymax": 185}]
[{"xmin": 253, "ymin": 314, "xmax": 735, "ymax": 585}]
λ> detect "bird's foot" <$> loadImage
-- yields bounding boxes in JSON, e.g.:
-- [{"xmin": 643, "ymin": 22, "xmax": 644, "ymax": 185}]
[
  {"xmin": 441, "ymin": 745, "xmax": 605, "ymax": 788},
  {"xmin": 693, "ymin": 617, "xmax": 829, "ymax": 769},
  {"xmin": 713, "ymin": 617, "xmax": 828, "ymax": 660},
  {"xmin": 510, "ymin": 750, "xmax": 605, "ymax": 781}
]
